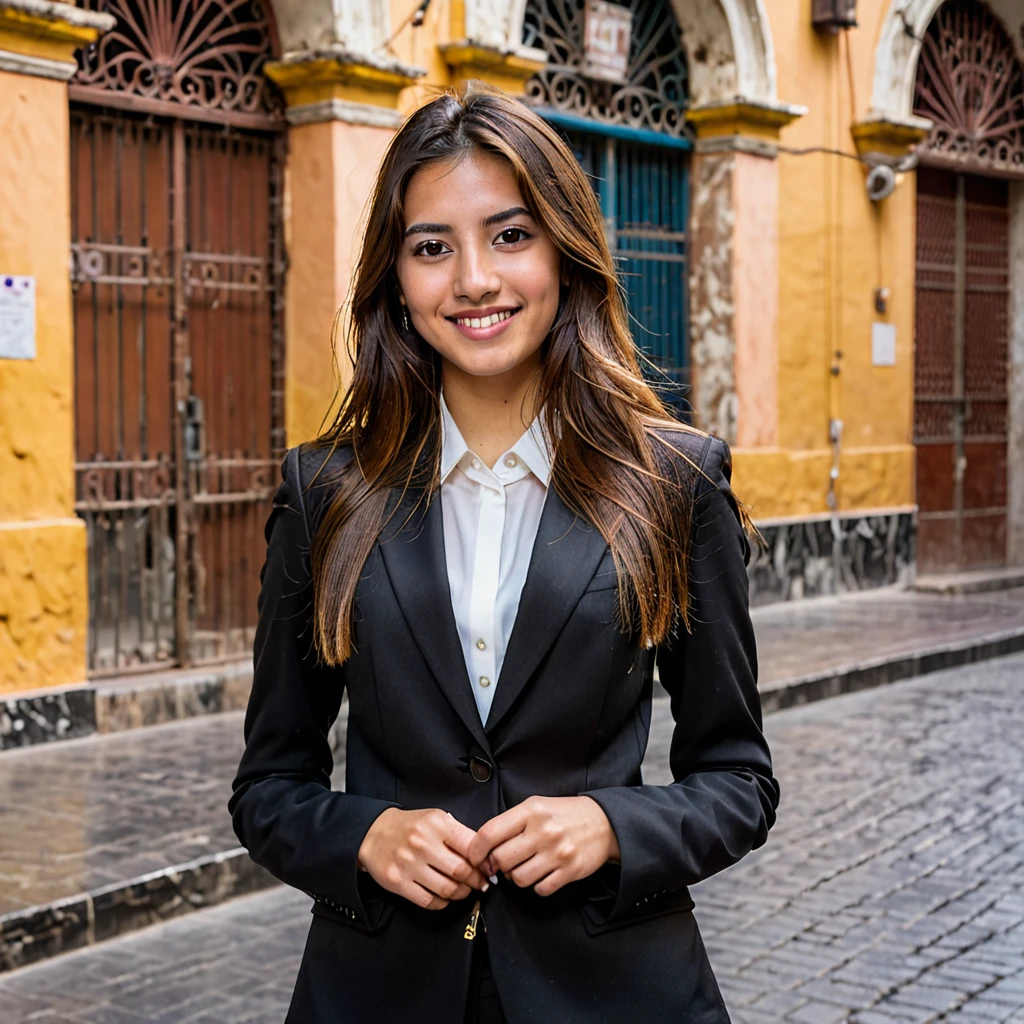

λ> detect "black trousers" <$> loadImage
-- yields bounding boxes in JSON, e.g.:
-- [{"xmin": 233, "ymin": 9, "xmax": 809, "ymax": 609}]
[{"xmin": 464, "ymin": 932, "xmax": 507, "ymax": 1024}]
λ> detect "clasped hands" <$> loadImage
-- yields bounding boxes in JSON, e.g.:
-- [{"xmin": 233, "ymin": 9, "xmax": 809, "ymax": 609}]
[{"xmin": 356, "ymin": 796, "xmax": 620, "ymax": 911}]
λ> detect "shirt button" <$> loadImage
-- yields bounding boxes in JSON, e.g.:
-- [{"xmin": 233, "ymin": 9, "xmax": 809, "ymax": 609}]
[
  {"xmin": 476, "ymin": 639, "xmax": 486, "ymax": 650},
  {"xmin": 504, "ymin": 455, "xmax": 517, "ymax": 468},
  {"xmin": 479, "ymin": 676, "xmax": 491, "ymax": 688},
  {"xmin": 472, "ymin": 459, "xmax": 482, "ymax": 470}
]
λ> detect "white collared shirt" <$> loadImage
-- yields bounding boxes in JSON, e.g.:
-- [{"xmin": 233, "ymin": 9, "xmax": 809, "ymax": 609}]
[{"xmin": 439, "ymin": 394, "xmax": 551, "ymax": 725}]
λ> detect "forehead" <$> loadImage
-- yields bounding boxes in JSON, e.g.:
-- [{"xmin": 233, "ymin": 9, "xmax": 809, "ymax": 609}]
[{"xmin": 403, "ymin": 150, "xmax": 525, "ymax": 222}]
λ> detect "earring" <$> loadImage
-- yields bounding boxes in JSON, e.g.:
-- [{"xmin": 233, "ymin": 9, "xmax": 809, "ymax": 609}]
[{"xmin": 402, "ymin": 306, "xmax": 410, "ymax": 332}]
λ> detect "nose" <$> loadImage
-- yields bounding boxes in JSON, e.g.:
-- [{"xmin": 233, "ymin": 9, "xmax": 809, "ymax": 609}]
[{"xmin": 453, "ymin": 241, "xmax": 501, "ymax": 304}]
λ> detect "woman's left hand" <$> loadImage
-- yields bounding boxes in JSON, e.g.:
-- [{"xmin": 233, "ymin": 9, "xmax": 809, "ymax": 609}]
[{"xmin": 467, "ymin": 796, "xmax": 620, "ymax": 897}]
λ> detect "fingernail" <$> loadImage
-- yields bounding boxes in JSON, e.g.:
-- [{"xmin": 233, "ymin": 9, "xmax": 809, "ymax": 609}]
[
  {"xmin": 481, "ymin": 882, "xmax": 490, "ymax": 892},
  {"xmin": 488, "ymin": 874, "xmax": 499, "ymax": 885}
]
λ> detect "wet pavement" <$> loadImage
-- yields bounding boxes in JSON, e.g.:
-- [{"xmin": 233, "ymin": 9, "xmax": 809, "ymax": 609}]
[
  {"xmin": 0, "ymin": 714, "xmax": 244, "ymax": 918},
  {"xmin": 1, "ymin": 652, "xmax": 1022, "ymax": 1022}
]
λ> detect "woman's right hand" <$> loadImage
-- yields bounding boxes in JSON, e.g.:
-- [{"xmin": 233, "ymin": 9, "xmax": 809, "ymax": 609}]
[{"xmin": 357, "ymin": 807, "xmax": 490, "ymax": 910}]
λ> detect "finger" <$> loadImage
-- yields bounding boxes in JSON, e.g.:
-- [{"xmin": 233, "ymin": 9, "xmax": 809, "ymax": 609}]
[
  {"xmin": 533, "ymin": 868, "xmax": 571, "ymax": 898},
  {"xmin": 404, "ymin": 880, "xmax": 449, "ymax": 911},
  {"xmin": 441, "ymin": 816, "xmax": 483, "ymax": 860},
  {"xmin": 509, "ymin": 852, "xmax": 559, "ymax": 890},
  {"xmin": 418, "ymin": 866, "xmax": 473, "ymax": 904},
  {"xmin": 431, "ymin": 848, "xmax": 491, "ymax": 892},
  {"xmin": 489, "ymin": 833, "xmax": 541, "ymax": 875},
  {"xmin": 468, "ymin": 808, "xmax": 530, "ymax": 865}
]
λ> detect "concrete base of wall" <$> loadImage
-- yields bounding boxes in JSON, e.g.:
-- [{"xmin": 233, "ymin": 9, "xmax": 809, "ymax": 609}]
[{"xmin": 749, "ymin": 507, "xmax": 916, "ymax": 606}]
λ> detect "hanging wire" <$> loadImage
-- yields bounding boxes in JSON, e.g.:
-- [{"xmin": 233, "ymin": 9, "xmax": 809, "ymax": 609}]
[{"xmin": 385, "ymin": 0, "xmax": 434, "ymax": 50}]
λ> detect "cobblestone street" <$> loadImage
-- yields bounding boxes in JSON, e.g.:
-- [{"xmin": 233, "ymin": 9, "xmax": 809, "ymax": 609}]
[{"xmin": 1, "ymin": 653, "xmax": 1022, "ymax": 1023}]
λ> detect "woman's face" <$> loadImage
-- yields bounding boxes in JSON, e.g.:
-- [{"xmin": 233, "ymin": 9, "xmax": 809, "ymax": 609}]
[{"xmin": 395, "ymin": 149, "xmax": 562, "ymax": 383}]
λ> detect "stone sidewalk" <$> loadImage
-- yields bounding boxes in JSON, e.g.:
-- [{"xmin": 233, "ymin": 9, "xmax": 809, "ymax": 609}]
[
  {"xmin": 1, "ymin": 653, "xmax": 1022, "ymax": 1022},
  {"xmin": 752, "ymin": 585, "xmax": 1024, "ymax": 711}
]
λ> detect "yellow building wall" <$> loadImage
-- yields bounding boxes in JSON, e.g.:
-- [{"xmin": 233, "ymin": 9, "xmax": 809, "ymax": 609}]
[
  {"xmin": 0, "ymin": 69, "xmax": 88, "ymax": 694},
  {"xmin": 736, "ymin": 0, "xmax": 917, "ymax": 519}
]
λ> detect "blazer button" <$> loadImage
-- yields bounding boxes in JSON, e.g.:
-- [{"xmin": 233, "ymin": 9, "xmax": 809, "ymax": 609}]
[{"xmin": 468, "ymin": 755, "xmax": 492, "ymax": 783}]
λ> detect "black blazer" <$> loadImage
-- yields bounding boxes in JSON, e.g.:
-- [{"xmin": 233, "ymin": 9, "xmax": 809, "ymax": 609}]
[{"xmin": 229, "ymin": 430, "xmax": 779, "ymax": 1023}]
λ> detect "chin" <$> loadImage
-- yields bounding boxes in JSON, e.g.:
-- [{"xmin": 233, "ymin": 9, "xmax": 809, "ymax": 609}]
[
  {"xmin": 458, "ymin": 359, "xmax": 529, "ymax": 379},
  {"xmin": 446, "ymin": 348, "xmax": 534, "ymax": 379}
]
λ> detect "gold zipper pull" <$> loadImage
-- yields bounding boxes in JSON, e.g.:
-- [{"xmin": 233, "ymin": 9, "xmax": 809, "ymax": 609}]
[{"xmin": 463, "ymin": 899, "xmax": 481, "ymax": 940}]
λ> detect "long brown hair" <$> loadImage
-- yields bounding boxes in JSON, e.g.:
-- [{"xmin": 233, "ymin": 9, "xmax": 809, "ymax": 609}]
[{"xmin": 309, "ymin": 83, "xmax": 712, "ymax": 665}]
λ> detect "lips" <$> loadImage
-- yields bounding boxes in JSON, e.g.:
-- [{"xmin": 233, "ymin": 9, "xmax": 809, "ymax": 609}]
[{"xmin": 445, "ymin": 306, "xmax": 522, "ymax": 341}]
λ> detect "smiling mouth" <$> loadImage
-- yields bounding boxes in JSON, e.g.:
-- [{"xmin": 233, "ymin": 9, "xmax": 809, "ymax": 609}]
[{"xmin": 445, "ymin": 307, "xmax": 522, "ymax": 329}]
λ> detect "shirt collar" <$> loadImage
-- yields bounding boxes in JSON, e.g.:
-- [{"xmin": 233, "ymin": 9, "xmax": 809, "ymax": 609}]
[{"xmin": 439, "ymin": 392, "xmax": 552, "ymax": 487}]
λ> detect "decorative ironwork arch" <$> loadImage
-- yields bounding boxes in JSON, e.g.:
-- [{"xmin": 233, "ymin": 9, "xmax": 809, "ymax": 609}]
[
  {"xmin": 522, "ymin": 0, "xmax": 690, "ymax": 138},
  {"xmin": 73, "ymin": 0, "xmax": 281, "ymax": 119},
  {"xmin": 913, "ymin": 0, "xmax": 1024, "ymax": 176}
]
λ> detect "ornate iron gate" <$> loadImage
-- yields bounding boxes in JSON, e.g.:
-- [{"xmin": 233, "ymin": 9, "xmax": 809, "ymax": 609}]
[
  {"xmin": 912, "ymin": 0, "xmax": 1019, "ymax": 572},
  {"xmin": 70, "ymin": 1, "xmax": 285, "ymax": 675}
]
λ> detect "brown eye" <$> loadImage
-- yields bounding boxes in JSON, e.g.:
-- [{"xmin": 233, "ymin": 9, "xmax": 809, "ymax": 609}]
[
  {"xmin": 422, "ymin": 240, "xmax": 446, "ymax": 257},
  {"xmin": 499, "ymin": 227, "xmax": 528, "ymax": 244}
]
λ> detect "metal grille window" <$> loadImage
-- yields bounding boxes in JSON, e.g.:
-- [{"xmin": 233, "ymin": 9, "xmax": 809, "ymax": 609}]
[
  {"xmin": 913, "ymin": 0, "xmax": 1024, "ymax": 178},
  {"xmin": 524, "ymin": 0, "xmax": 692, "ymax": 415},
  {"xmin": 566, "ymin": 132, "xmax": 690, "ymax": 412},
  {"xmin": 522, "ymin": 0, "xmax": 689, "ymax": 139}
]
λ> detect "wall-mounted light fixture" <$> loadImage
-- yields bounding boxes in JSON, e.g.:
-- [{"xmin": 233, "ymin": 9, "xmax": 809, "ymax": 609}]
[{"xmin": 812, "ymin": 0, "xmax": 857, "ymax": 33}]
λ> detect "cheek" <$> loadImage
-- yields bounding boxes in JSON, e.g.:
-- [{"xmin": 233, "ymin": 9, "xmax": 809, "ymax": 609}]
[
  {"xmin": 517, "ymin": 254, "xmax": 561, "ymax": 319},
  {"xmin": 396, "ymin": 258, "xmax": 445, "ymax": 312}
]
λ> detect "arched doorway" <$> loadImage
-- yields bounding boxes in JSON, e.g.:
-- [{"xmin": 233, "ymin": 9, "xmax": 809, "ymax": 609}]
[
  {"xmin": 912, "ymin": 0, "xmax": 1022, "ymax": 572},
  {"xmin": 522, "ymin": 0, "xmax": 692, "ymax": 414},
  {"xmin": 69, "ymin": 0, "xmax": 286, "ymax": 674}
]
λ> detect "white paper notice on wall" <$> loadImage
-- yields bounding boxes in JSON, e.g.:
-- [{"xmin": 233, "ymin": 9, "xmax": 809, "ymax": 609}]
[
  {"xmin": 872, "ymin": 322, "xmax": 896, "ymax": 367},
  {"xmin": 0, "ymin": 275, "xmax": 36, "ymax": 360}
]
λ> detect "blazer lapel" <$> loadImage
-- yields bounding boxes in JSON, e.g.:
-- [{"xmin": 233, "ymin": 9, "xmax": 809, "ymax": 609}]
[
  {"xmin": 377, "ymin": 486, "xmax": 491, "ymax": 752},
  {"xmin": 485, "ymin": 488, "xmax": 609, "ymax": 735}
]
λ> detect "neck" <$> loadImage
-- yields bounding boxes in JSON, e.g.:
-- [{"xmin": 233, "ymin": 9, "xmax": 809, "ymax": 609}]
[{"xmin": 441, "ymin": 358, "xmax": 541, "ymax": 470}]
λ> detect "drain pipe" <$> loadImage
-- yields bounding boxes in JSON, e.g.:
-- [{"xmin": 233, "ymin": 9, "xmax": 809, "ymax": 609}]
[{"xmin": 827, "ymin": 414, "xmax": 844, "ymax": 586}]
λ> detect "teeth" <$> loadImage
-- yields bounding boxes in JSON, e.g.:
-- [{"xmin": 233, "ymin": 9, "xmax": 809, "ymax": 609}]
[{"xmin": 456, "ymin": 310, "xmax": 516, "ymax": 328}]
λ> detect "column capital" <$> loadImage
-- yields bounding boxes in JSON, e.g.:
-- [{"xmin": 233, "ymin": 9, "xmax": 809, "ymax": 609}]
[
  {"xmin": 851, "ymin": 113, "xmax": 933, "ymax": 166},
  {"xmin": 265, "ymin": 46, "xmax": 425, "ymax": 126},
  {"xmin": 0, "ymin": 0, "xmax": 113, "ymax": 79},
  {"xmin": 688, "ymin": 97, "xmax": 807, "ymax": 159},
  {"xmin": 438, "ymin": 40, "xmax": 547, "ymax": 96}
]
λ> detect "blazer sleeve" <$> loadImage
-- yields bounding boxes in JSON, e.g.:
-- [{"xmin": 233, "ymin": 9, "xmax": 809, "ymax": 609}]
[
  {"xmin": 582, "ymin": 435, "xmax": 780, "ymax": 920},
  {"xmin": 228, "ymin": 446, "xmax": 399, "ymax": 923}
]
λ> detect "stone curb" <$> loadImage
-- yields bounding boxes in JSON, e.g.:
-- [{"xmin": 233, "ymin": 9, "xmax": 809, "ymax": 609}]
[
  {"xmin": 0, "ymin": 663, "xmax": 253, "ymax": 751},
  {"xmin": 757, "ymin": 625, "xmax": 1024, "ymax": 714},
  {"xmin": 0, "ymin": 848, "xmax": 276, "ymax": 974}
]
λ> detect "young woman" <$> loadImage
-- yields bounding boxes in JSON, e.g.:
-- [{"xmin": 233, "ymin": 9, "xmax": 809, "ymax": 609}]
[{"xmin": 230, "ymin": 84, "xmax": 779, "ymax": 1023}]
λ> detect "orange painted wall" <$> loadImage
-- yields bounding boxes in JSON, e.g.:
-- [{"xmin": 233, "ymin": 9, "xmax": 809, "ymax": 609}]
[{"xmin": 283, "ymin": 119, "xmax": 396, "ymax": 446}]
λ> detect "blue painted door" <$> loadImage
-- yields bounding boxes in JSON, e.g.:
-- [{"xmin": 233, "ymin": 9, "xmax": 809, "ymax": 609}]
[{"xmin": 563, "ymin": 130, "xmax": 691, "ymax": 417}]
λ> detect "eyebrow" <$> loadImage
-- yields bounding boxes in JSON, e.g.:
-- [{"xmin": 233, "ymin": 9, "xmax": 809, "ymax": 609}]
[{"xmin": 403, "ymin": 206, "xmax": 533, "ymax": 238}]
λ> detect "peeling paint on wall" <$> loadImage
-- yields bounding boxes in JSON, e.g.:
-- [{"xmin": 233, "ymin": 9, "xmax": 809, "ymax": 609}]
[{"xmin": 689, "ymin": 151, "xmax": 737, "ymax": 443}]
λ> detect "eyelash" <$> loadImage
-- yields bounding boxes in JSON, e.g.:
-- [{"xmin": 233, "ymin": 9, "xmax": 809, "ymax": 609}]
[{"xmin": 412, "ymin": 226, "xmax": 532, "ymax": 259}]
